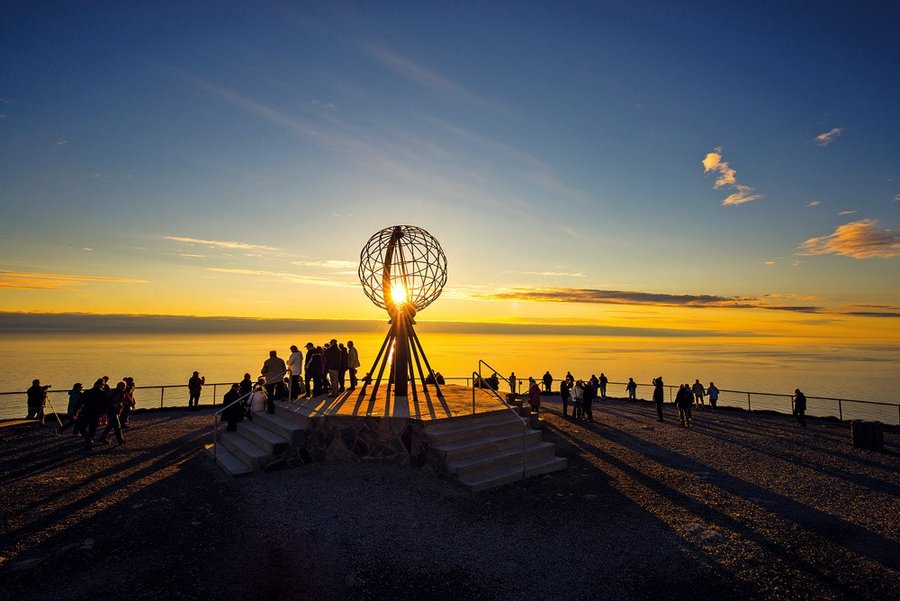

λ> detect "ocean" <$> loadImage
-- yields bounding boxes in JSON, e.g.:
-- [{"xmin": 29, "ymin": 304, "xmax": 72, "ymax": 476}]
[{"xmin": 2, "ymin": 331, "xmax": 898, "ymax": 423}]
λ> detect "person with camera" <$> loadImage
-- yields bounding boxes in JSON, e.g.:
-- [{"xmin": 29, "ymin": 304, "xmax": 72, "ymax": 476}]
[{"xmin": 26, "ymin": 379, "xmax": 51, "ymax": 423}]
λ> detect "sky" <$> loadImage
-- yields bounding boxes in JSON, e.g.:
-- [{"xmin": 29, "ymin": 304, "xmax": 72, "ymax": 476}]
[{"xmin": 1, "ymin": 1, "xmax": 899, "ymax": 343}]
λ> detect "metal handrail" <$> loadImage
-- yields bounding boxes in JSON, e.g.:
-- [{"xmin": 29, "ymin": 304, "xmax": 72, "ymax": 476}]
[
  {"xmin": 211, "ymin": 368, "xmax": 289, "ymax": 460},
  {"xmin": 3, "ymin": 375, "xmax": 897, "ymax": 424}
]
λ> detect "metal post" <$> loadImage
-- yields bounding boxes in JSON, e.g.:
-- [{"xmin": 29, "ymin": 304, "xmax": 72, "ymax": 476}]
[
  {"xmin": 213, "ymin": 384, "xmax": 218, "ymax": 406},
  {"xmin": 747, "ymin": 392, "xmax": 751, "ymax": 412},
  {"xmin": 838, "ymin": 399, "xmax": 843, "ymax": 421},
  {"xmin": 160, "ymin": 387, "xmax": 164, "ymax": 408}
]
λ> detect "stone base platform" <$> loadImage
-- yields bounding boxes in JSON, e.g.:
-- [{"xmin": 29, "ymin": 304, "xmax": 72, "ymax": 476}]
[{"xmin": 208, "ymin": 384, "xmax": 567, "ymax": 489}]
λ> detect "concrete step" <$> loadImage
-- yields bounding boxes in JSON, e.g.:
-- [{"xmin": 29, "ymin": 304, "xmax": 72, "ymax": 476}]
[
  {"xmin": 425, "ymin": 414, "xmax": 526, "ymax": 446},
  {"xmin": 249, "ymin": 411, "xmax": 307, "ymax": 445},
  {"xmin": 273, "ymin": 403, "xmax": 311, "ymax": 427},
  {"xmin": 218, "ymin": 431, "xmax": 270, "ymax": 472},
  {"xmin": 448, "ymin": 442, "xmax": 557, "ymax": 481},
  {"xmin": 435, "ymin": 429, "xmax": 543, "ymax": 463},
  {"xmin": 237, "ymin": 420, "xmax": 290, "ymax": 454},
  {"xmin": 460, "ymin": 454, "xmax": 568, "ymax": 492},
  {"xmin": 204, "ymin": 442, "xmax": 252, "ymax": 477},
  {"xmin": 425, "ymin": 410, "xmax": 518, "ymax": 434}
]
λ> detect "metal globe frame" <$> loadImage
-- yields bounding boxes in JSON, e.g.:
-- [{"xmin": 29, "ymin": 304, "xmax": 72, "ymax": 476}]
[{"xmin": 357, "ymin": 225, "xmax": 448, "ymax": 408}]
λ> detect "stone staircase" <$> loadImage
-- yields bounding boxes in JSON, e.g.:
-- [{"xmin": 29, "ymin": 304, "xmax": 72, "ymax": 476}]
[
  {"xmin": 206, "ymin": 404, "xmax": 567, "ymax": 491},
  {"xmin": 424, "ymin": 410, "xmax": 567, "ymax": 492},
  {"xmin": 204, "ymin": 404, "xmax": 308, "ymax": 476}
]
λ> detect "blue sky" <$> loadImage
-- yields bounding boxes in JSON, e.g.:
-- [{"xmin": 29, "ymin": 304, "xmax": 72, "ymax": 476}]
[{"xmin": 1, "ymin": 1, "xmax": 898, "ymax": 332}]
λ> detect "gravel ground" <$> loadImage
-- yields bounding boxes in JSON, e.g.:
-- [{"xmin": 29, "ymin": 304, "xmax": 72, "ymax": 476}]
[{"xmin": 1, "ymin": 400, "xmax": 898, "ymax": 600}]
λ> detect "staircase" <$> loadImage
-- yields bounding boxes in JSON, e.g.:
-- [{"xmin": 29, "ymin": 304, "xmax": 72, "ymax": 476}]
[
  {"xmin": 424, "ymin": 410, "xmax": 567, "ymax": 491},
  {"xmin": 204, "ymin": 404, "xmax": 308, "ymax": 476}
]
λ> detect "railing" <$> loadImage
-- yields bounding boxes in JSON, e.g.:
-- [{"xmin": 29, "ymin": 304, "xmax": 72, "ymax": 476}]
[
  {"xmin": 473, "ymin": 359, "xmax": 531, "ymax": 481},
  {"xmin": 3, "ymin": 376, "xmax": 898, "ymax": 425}
]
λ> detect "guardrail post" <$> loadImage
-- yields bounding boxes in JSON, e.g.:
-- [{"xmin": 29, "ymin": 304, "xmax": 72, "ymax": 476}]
[
  {"xmin": 160, "ymin": 387, "xmax": 164, "ymax": 409},
  {"xmin": 747, "ymin": 392, "xmax": 751, "ymax": 412},
  {"xmin": 838, "ymin": 399, "xmax": 843, "ymax": 421},
  {"xmin": 213, "ymin": 384, "xmax": 217, "ymax": 406}
]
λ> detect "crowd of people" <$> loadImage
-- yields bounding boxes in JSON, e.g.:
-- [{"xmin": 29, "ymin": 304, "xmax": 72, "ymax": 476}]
[
  {"xmin": 26, "ymin": 375, "xmax": 137, "ymax": 450},
  {"xmin": 25, "ymin": 350, "xmax": 813, "ymax": 441}
]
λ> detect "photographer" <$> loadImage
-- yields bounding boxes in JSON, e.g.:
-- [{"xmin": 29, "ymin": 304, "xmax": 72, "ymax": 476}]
[{"xmin": 26, "ymin": 379, "xmax": 51, "ymax": 423}]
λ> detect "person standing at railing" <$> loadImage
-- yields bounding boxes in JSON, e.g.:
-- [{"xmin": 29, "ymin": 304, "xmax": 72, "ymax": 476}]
[
  {"xmin": 599, "ymin": 373, "xmax": 608, "ymax": 400},
  {"xmin": 303, "ymin": 343, "xmax": 318, "ymax": 398},
  {"xmin": 508, "ymin": 372, "xmax": 517, "ymax": 395},
  {"xmin": 692, "ymin": 379, "xmax": 705, "ymax": 407},
  {"xmin": 573, "ymin": 379, "xmax": 585, "ymax": 420},
  {"xmin": 188, "ymin": 371, "xmax": 205, "ymax": 411},
  {"xmin": 338, "ymin": 342, "xmax": 349, "ymax": 393},
  {"xmin": 707, "ymin": 382, "xmax": 719, "ymax": 411},
  {"xmin": 560, "ymin": 377, "xmax": 571, "ymax": 417},
  {"xmin": 325, "ymin": 339, "xmax": 341, "ymax": 397},
  {"xmin": 653, "ymin": 377, "xmax": 665, "ymax": 422},
  {"xmin": 347, "ymin": 340, "xmax": 360, "ymax": 390},
  {"xmin": 287, "ymin": 345, "xmax": 304, "ymax": 400},
  {"xmin": 261, "ymin": 350, "xmax": 286, "ymax": 403},
  {"xmin": 626, "ymin": 378, "xmax": 637, "ymax": 401},
  {"xmin": 792, "ymin": 388, "xmax": 807, "ymax": 428},
  {"xmin": 26, "ymin": 379, "xmax": 50, "ymax": 423},
  {"xmin": 542, "ymin": 371, "xmax": 553, "ymax": 394}
]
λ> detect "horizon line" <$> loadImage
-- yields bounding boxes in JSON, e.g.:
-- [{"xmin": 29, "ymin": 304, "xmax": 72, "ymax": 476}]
[{"xmin": 0, "ymin": 311, "xmax": 748, "ymax": 338}]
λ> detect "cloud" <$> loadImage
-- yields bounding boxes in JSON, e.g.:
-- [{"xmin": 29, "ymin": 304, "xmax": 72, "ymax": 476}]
[
  {"xmin": 894, "ymin": 194, "xmax": 900, "ymax": 202},
  {"xmin": 163, "ymin": 236, "xmax": 281, "ymax": 252},
  {"xmin": 475, "ymin": 286, "xmax": 824, "ymax": 313},
  {"xmin": 0, "ymin": 270, "xmax": 148, "ymax": 290},
  {"xmin": 520, "ymin": 271, "xmax": 586, "ymax": 277},
  {"xmin": 207, "ymin": 267, "xmax": 356, "ymax": 287},
  {"xmin": 291, "ymin": 259, "xmax": 358, "ymax": 269},
  {"xmin": 56, "ymin": 137, "xmax": 67, "ymax": 146},
  {"xmin": 815, "ymin": 127, "xmax": 843, "ymax": 146},
  {"xmin": 764, "ymin": 261, "xmax": 775, "ymax": 266},
  {"xmin": 365, "ymin": 46, "xmax": 502, "ymax": 112},
  {"xmin": 806, "ymin": 200, "xmax": 821, "ymax": 207},
  {"xmin": 702, "ymin": 147, "xmax": 760, "ymax": 206},
  {"xmin": 797, "ymin": 219, "xmax": 900, "ymax": 259},
  {"xmin": 838, "ymin": 210, "xmax": 857, "ymax": 216},
  {"xmin": 722, "ymin": 185, "xmax": 762, "ymax": 206}
]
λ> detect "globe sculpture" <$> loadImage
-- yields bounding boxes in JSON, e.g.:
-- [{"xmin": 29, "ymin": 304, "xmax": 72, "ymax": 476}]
[{"xmin": 357, "ymin": 225, "xmax": 448, "ymax": 404}]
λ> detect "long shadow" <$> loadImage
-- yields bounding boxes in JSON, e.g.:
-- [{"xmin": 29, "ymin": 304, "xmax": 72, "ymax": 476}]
[
  {"xmin": 4, "ymin": 427, "xmax": 208, "ymax": 541},
  {"xmin": 688, "ymin": 421, "xmax": 900, "ymax": 497},
  {"xmin": 545, "ymin": 424, "xmax": 880, "ymax": 598},
  {"xmin": 696, "ymin": 419, "xmax": 900, "ymax": 473},
  {"xmin": 547, "ymin": 419, "xmax": 900, "ymax": 573}
]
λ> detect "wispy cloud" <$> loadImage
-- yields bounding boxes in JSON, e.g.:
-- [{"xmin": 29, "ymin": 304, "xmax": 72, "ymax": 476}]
[
  {"xmin": 764, "ymin": 261, "xmax": 776, "ymax": 266},
  {"xmin": 797, "ymin": 219, "xmax": 900, "ymax": 259},
  {"xmin": 815, "ymin": 127, "xmax": 843, "ymax": 146},
  {"xmin": 163, "ymin": 236, "xmax": 281, "ymax": 252},
  {"xmin": 0, "ymin": 270, "xmax": 149, "ymax": 290},
  {"xmin": 894, "ymin": 193, "xmax": 900, "ymax": 202},
  {"xmin": 702, "ymin": 147, "xmax": 760, "ymax": 206},
  {"xmin": 291, "ymin": 259, "xmax": 358, "ymax": 269},
  {"xmin": 365, "ymin": 45, "xmax": 502, "ymax": 112},
  {"xmin": 520, "ymin": 271, "xmax": 586, "ymax": 278},
  {"xmin": 475, "ymin": 287, "xmax": 822, "ymax": 313},
  {"xmin": 207, "ymin": 267, "xmax": 355, "ymax": 287},
  {"xmin": 806, "ymin": 200, "xmax": 821, "ymax": 208},
  {"xmin": 838, "ymin": 210, "xmax": 857, "ymax": 216}
]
